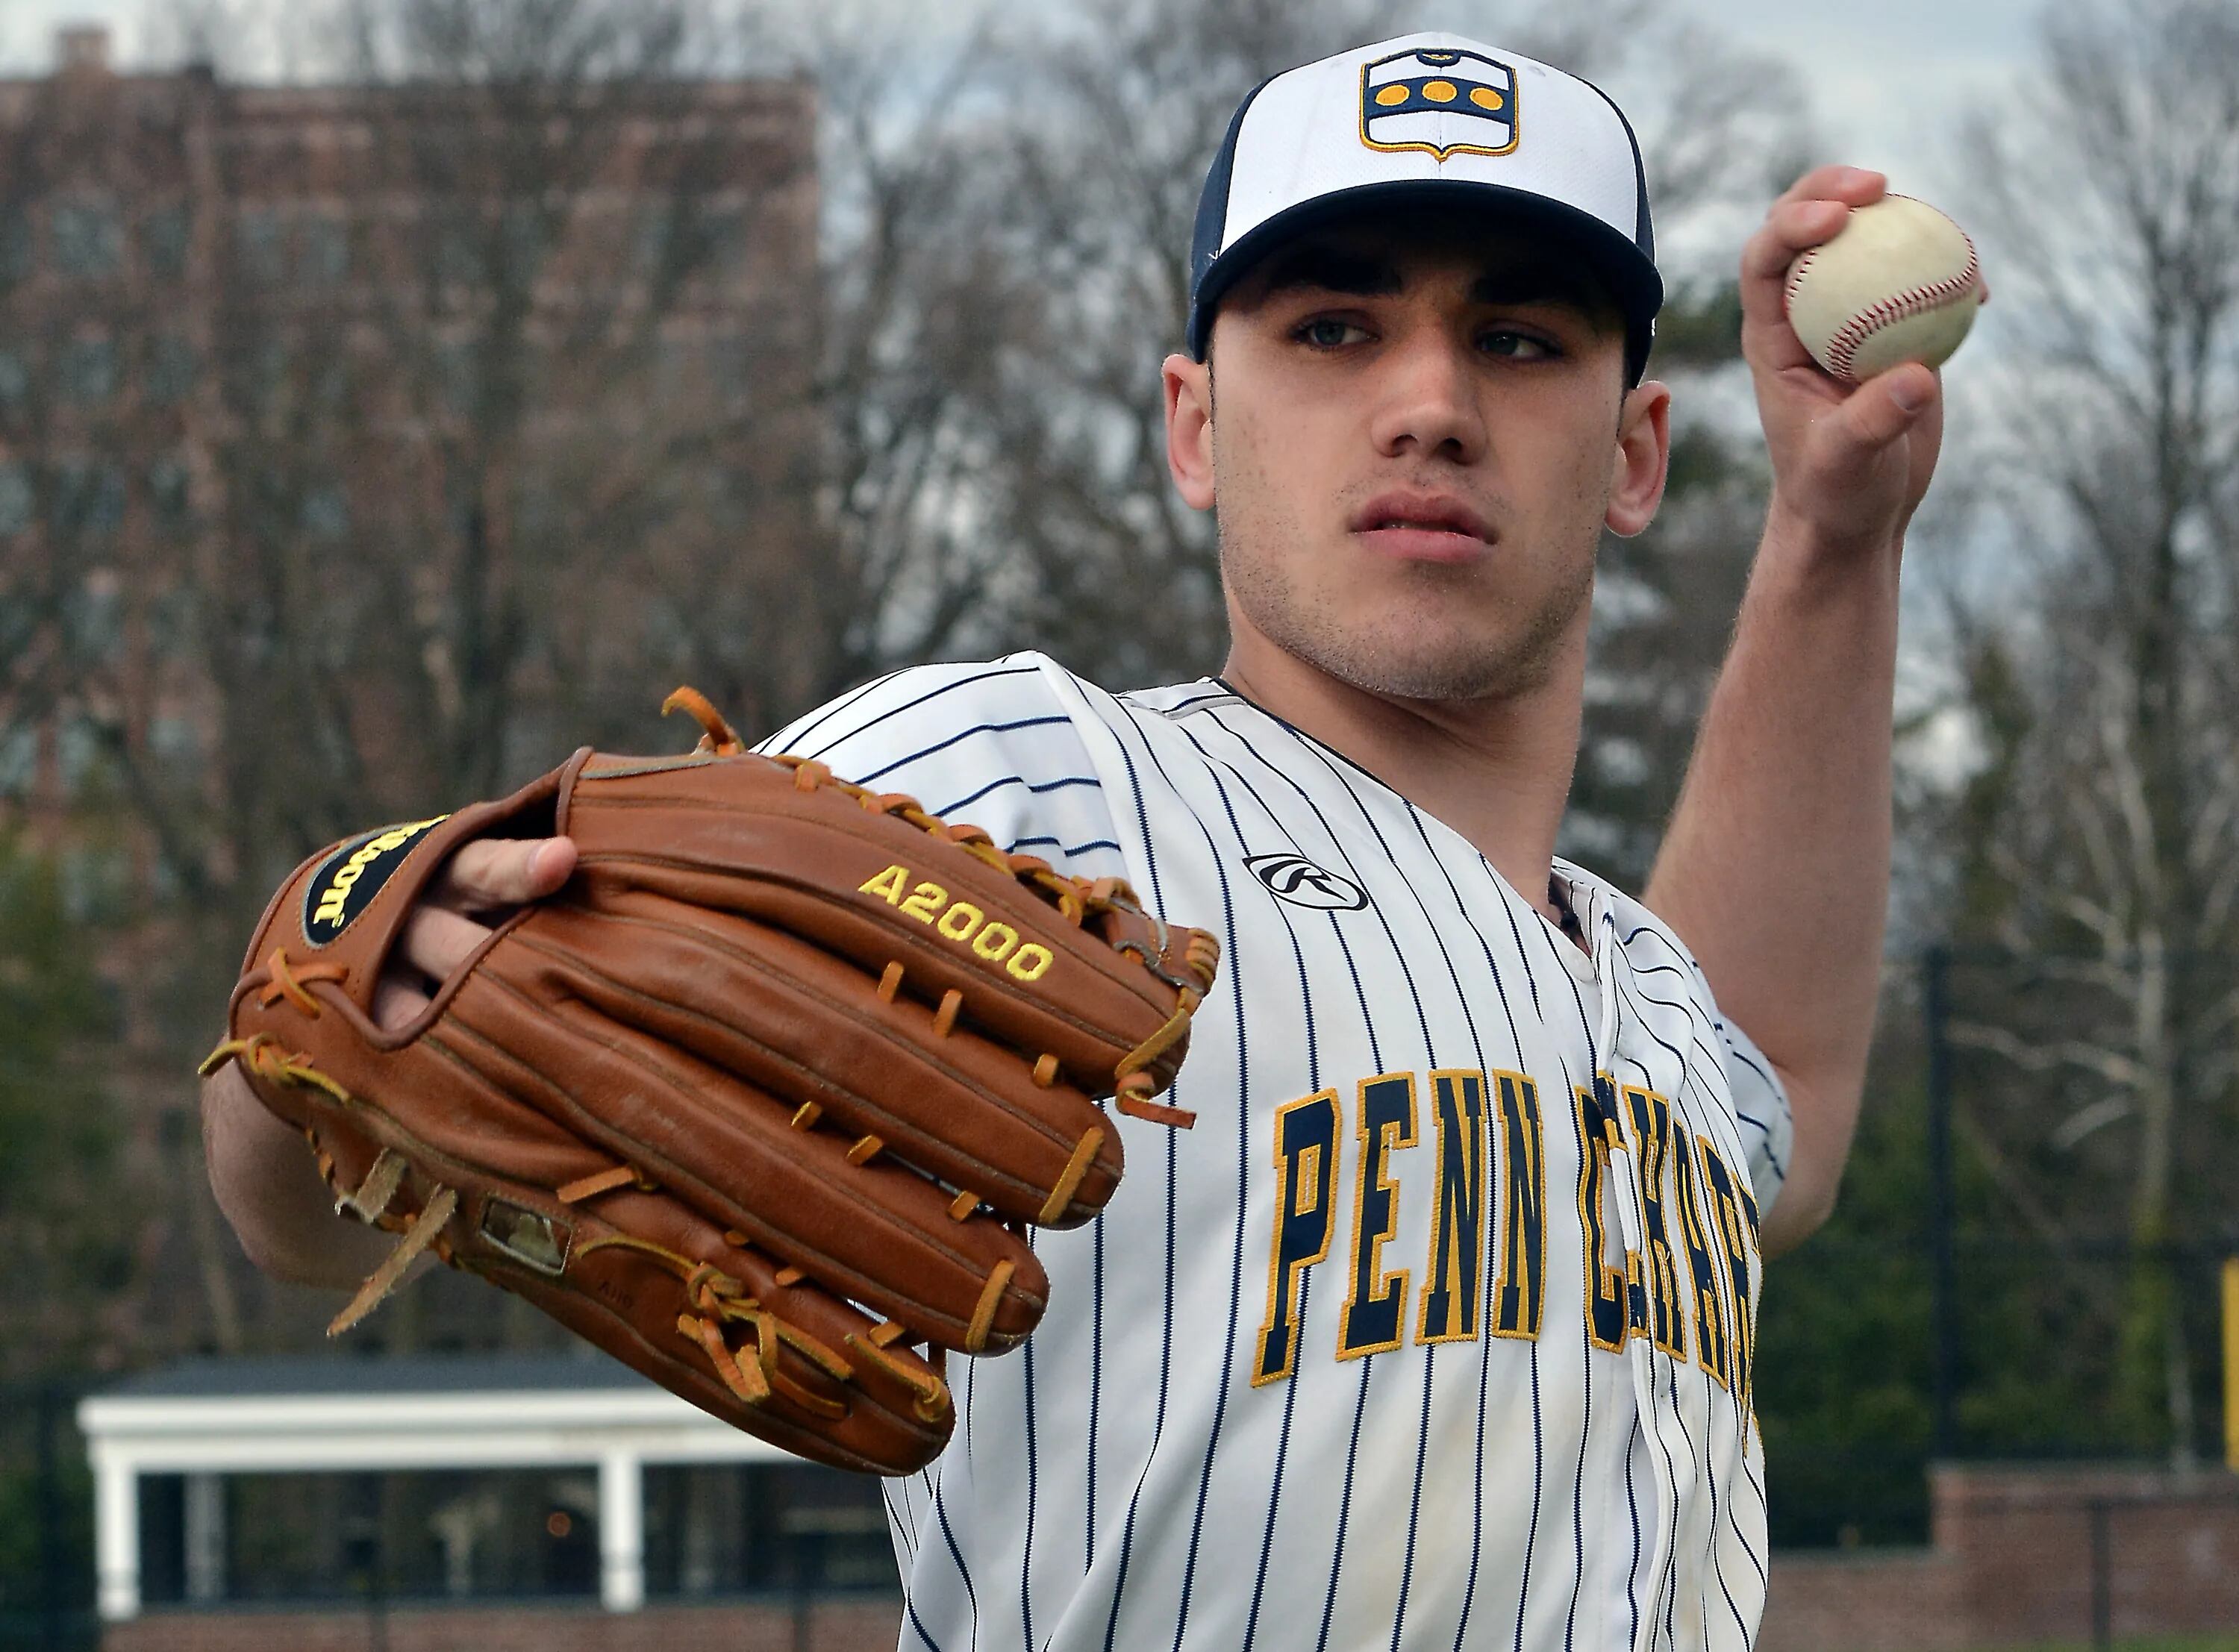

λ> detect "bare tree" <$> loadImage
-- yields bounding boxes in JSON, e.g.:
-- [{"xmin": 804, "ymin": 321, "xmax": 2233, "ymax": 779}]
[
  {"xmin": 0, "ymin": 0, "xmax": 828, "ymax": 1356},
  {"xmin": 785, "ymin": 0, "xmax": 1813, "ymax": 711},
  {"xmin": 1922, "ymin": 0, "xmax": 2239, "ymax": 1462},
  {"xmin": 0, "ymin": 0, "xmax": 1831, "ymax": 1368}
]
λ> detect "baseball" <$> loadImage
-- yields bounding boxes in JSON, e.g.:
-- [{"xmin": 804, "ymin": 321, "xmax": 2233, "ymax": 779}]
[{"xmin": 1784, "ymin": 194, "xmax": 1985, "ymax": 383}]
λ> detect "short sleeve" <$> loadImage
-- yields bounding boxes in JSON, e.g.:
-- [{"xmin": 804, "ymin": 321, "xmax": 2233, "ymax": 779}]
[
  {"xmin": 1715, "ymin": 1011, "xmax": 1793, "ymax": 1218},
  {"xmin": 753, "ymin": 655, "xmax": 1129, "ymax": 883}
]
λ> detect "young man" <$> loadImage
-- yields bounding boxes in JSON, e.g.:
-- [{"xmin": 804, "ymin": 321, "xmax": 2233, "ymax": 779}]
[{"xmin": 204, "ymin": 32, "xmax": 1941, "ymax": 1650}]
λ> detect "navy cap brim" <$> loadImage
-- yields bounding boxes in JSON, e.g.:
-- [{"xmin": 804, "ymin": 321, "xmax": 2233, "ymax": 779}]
[{"xmin": 1186, "ymin": 180, "xmax": 1664, "ymax": 383}]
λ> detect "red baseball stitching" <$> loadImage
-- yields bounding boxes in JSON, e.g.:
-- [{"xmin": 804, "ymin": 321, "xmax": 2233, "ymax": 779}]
[{"xmin": 1784, "ymin": 204, "xmax": 1982, "ymax": 381}]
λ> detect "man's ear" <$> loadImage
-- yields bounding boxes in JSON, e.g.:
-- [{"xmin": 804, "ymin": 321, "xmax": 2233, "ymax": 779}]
[
  {"xmin": 1164, "ymin": 351, "xmax": 1216, "ymax": 511},
  {"xmin": 1605, "ymin": 378, "xmax": 1672, "ymax": 539}
]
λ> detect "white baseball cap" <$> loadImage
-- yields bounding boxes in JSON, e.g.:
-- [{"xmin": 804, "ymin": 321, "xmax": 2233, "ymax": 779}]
[{"xmin": 1186, "ymin": 32, "xmax": 1663, "ymax": 382}]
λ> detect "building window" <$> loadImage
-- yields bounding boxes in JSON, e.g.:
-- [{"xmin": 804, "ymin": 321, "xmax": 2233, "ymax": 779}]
[
  {"xmin": 516, "ymin": 473, "xmax": 560, "ymax": 546},
  {"xmin": 0, "ymin": 462, "xmax": 32, "ymax": 534},
  {"xmin": 58, "ymin": 337, "xmax": 116, "ymax": 404},
  {"xmin": 435, "ymin": 341, "xmax": 478, "ymax": 415},
  {"xmin": 308, "ymin": 355, "xmax": 349, "ymax": 417},
  {"xmin": 0, "ymin": 209, "xmax": 30, "ymax": 284},
  {"xmin": 0, "ymin": 347, "xmax": 30, "ymax": 408},
  {"xmin": 300, "ymin": 213, "xmax": 349, "ymax": 285},
  {"xmin": 64, "ymin": 576, "xmax": 123, "ymax": 662},
  {"xmin": 52, "ymin": 459, "xmax": 126, "ymax": 539},
  {"xmin": 0, "ymin": 726, "xmax": 33, "ymax": 797},
  {"xmin": 436, "ymin": 219, "xmax": 482, "ymax": 287},
  {"xmin": 248, "ymin": 337, "xmax": 290, "ymax": 405},
  {"xmin": 149, "ymin": 456, "xmax": 193, "ymax": 537},
  {"xmin": 234, "ymin": 210, "xmax": 286, "ymax": 283},
  {"xmin": 656, "ymin": 338, "xmax": 697, "ymax": 402},
  {"xmin": 214, "ymin": 1469, "xmax": 601, "ymax": 1603},
  {"xmin": 631, "ymin": 204, "xmax": 674, "ymax": 275},
  {"xmin": 146, "ymin": 586, "xmax": 197, "ymax": 658},
  {"xmin": 149, "ymin": 714, "xmax": 199, "ymax": 763},
  {"xmin": 52, "ymin": 200, "xmax": 123, "ymax": 278},
  {"xmin": 702, "ymin": 207, "xmax": 748, "ymax": 267},
  {"xmin": 145, "ymin": 334, "xmax": 197, "ymax": 405},
  {"xmin": 143, "ymin": 204, "xmax": 190, "ymax": 279},
  {"xmin": 642, "ymin": 1463, "xmax": 893, "ymax": 1596},
  {"xmin": 60, "ymin": 842, "xmax": 131, "ymax": 922},
  {"xmin": 301, "ymin": 483, "xmax": 349, "ymax": 540},
  {"xmin": 502, "ymin": 202, "xmax": 546, "ymax": 288},
  {"xmin": 57, "ymin": 716, "xmax": 104, "ymax": 796},
  {"xmin": 707, "ymin": 337, "xmax": 753, "ymax": 414}
]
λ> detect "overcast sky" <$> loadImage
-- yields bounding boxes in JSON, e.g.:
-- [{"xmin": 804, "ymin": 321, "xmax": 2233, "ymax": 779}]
[
  {"xmin": 0, "ymin": 0, "xmax": 2049, "ymax": 190},
  {"xmin": 0, "ymin": 0, "xmax": 2046, "ymax": 193}
]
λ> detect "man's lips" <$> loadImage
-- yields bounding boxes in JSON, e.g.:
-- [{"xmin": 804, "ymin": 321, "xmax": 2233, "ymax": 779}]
[{"xmin": 1349, "ymin": 492, "xmax": 1494, "ymax": 563}]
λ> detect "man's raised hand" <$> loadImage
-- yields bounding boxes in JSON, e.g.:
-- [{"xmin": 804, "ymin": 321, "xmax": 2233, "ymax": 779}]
[{"xmin": 1739, "ymin": 165, "xmax": 1955, "ymax": 560}]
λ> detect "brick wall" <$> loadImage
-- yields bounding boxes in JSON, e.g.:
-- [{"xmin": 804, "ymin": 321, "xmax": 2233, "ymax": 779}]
[
  {"xmin": 104, "ymin": 1596, "xmax": 905, "ymax": 1652},
  {"xmin": 107, "ymin": 1465, "xmax": 2239, "ymax": 1652},
  {"xmin": 1756, "ymin": 1551, "xmax": 1964, "ymax": 1651},
  {"xmin": 1758, "ymin": 1464, "xmax": 2239, "ymax": 1651}
]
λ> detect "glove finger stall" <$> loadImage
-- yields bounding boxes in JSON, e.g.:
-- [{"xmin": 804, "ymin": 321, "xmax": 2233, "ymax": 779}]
[
  {"xmin": 440, "ymin": 967, "xmax": 1049, "ymax": 1353},
  {"xmin": 513, "ymin": 895, "xmax": 1124, "ymax": 1226},
  {"xmin": 563, "ymin": 763, "xmax": 1193, "ymax": 1095}
]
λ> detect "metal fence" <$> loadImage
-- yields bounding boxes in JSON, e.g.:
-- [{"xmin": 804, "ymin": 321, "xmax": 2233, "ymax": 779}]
[
  {"xmin": 0, "ymin": 1383, "xmax": 96, "ymax": 1652},
  {"xmin": 1753, "ymin": 945, "xmax": 2239, "ymax": 1551},
  {"xmin": 10, "ymin": 945, "xmax": 2238, "ymax": 1633}
]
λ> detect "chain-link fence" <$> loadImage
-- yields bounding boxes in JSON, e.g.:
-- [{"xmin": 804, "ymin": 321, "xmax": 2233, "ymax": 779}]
[
  {"xmin": 12, "ymin": 946, "xmax": 2237, "ymax": 1633},
  {"xmin": 0, "ymin": 1383, "xmax": 96, "ymax": 1652},
  {"xmin": 1755, "ymin": 947, "xmax": 2239, "ymax": 1551}
]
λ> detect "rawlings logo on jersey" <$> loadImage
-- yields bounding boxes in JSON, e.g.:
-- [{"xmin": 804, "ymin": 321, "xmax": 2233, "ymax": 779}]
[
  {"xmin": 301, "ymin": 816, "xmax": 449, "ymax": 945},
  {"xmin": 1246, "ymin": 852, "xmax": 1368, "ymax": 911},
  {"xmin": 1359, "ymin": 46, "xmax": 1519, "ymax": 161}
]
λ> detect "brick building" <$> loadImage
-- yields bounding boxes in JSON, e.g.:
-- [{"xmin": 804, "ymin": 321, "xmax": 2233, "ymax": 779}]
[
  {"xmin": 0, "ymin": 18, "xmax": 828, "ymax": 1380},
  {"xmin": 0, "ymin": 22, "xmax": 823, "ymax": 883}
]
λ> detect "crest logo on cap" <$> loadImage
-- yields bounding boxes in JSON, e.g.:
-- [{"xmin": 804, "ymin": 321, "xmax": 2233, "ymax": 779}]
[{"xmin": 1359, "ymin": 47, "xmax": 1519, "ymax": 160}]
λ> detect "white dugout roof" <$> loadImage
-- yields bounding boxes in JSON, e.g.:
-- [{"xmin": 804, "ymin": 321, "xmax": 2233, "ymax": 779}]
[{"xmin": 76, "ymin": 1353, "xmax": 795, "ymax": 1621}]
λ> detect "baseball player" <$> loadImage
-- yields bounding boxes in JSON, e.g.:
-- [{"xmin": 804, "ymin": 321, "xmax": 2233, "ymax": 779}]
[{"xmin": 204, "ymin": 31, "xmax": 1941, "ymax": 1652}]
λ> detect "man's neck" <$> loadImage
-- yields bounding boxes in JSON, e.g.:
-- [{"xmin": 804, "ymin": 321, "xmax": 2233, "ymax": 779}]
[{"xmin": 1219, "ymin": 633, "xmax": 1585, "ymax": 930}]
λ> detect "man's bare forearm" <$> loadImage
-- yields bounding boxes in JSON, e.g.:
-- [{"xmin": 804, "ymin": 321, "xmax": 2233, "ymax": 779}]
[
  {"xmin": 202, "ymin": 1063, "xmax": 390, "ymax": 1289},
  {"xmin": 1646, "ymin": 509, "xmax": 1901, "ymax": 1250}
]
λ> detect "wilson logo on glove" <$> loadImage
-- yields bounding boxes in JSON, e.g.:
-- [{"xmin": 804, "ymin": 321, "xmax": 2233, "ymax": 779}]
[
  {"xmin": 301, "ymin": 816, "xmax": 449, "ymax": 942},
  {"xmin": 204, "ymin": 686, "xmax": 1220, "ymax": 1478}
]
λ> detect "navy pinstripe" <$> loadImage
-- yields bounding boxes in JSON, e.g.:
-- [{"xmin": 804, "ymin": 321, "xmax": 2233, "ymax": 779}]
[{"xmin": 758, "ymin": 656, "xmax": 1784, "ymax": 1652}]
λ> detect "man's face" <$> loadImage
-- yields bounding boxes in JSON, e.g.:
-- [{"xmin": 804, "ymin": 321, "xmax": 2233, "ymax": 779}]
[{"xmin": 1167, "ymin": 216, "xmax": 1668, "ymax": 704}]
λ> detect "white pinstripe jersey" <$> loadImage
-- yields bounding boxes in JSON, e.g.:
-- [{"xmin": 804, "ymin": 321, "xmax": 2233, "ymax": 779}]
[{"xmin": 758, "ymin": 654, "xmax": 1794, "ymax": 1652}]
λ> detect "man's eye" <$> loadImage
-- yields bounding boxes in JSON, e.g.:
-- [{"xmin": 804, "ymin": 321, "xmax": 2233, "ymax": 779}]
[
  {"xmin": 1297, "ymin": 318, "xmax": 1367, "ymax": 348},
  {"xmin": 1481, "ymin": 329, "xmax": 1557, "ymax": 360}
]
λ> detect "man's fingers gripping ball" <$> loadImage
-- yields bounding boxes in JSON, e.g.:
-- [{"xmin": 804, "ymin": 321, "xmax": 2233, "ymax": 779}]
[
  {"xmin": 1831, "ymin": 361, "xmax": 1939, "ymax": 451},
  {"xmin": 201, "ymin": 691, "xmax": 1221, "ymax": 1475},
  {"xmin": 1739, "ymin": 169, "xmax": 1887, "ymax": 362},
  {"xmin": 1781, "ymin": 193, "xmax": 1985, "ymax": 384}
]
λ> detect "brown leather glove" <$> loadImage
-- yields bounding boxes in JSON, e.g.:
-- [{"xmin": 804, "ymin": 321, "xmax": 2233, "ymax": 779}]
[{"xmin": 202, "ymin": 689, "xmax": 1219, "ymax": 1475}]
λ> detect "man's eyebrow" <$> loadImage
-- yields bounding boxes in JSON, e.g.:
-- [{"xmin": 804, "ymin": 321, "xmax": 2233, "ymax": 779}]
[
  {"xmin": 1251, "ymin": 248, "xmax": 1605, "ymax": 313},
  {"xmin": 1254, "ymin": 245, "xmax": 1402, "ymax": 298},
  {"xmin": 1469, "ymin": 265, "xmax": 1602, "ymax": 312}
]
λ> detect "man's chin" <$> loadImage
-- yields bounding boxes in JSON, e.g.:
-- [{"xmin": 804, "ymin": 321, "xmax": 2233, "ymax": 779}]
[{"xmin": 1287, "ymin": 626, "xmax": 1554, "ymax": 704}]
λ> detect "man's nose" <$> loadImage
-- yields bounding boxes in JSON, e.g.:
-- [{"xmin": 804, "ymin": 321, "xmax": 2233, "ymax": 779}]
[{"xmin": 1367, "ymin": 330, "xmax": 1488, "ymax": 464}]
